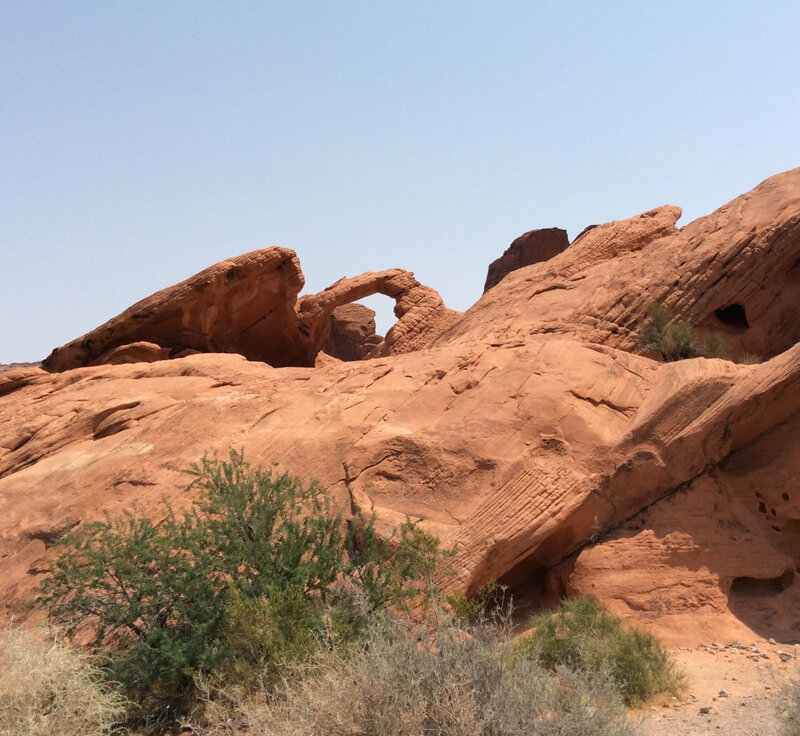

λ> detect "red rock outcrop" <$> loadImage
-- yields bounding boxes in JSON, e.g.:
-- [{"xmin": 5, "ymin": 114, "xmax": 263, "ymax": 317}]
[
  {"xmin": 323, "ymin": 304, "xmax": 382, "ymax": 361},
  {"xmin": 42, "ymin": 253, "xmax": 459, "ymax": 371},
  {"xmin": 0, "ymin": 362, "xmax": 40, "ymax": 373},
  {"xmin": 3, "ymin": 167, "xmax": 800, "ymax": 644},
  {"xmin": 483, "ymin": 227, "xmax": 569, "ymax": 292},
  {"xmin": 441, "ymin": 170, "xmax": 800, "ymax": 362},
  {"xmin": 42, "ymin": 248, "xmax": 308, "ymax": 371}
]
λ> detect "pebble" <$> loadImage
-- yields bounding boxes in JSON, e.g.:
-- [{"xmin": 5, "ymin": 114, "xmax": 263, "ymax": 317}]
[{"xmin": 700, "ymin": 706, "xmax": 711, "ymax": 715}]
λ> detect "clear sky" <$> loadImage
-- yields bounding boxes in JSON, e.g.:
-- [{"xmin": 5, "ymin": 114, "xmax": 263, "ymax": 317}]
[{"xmin": 2, "ymin": 1, "xmax": 798, "ymax": 362}]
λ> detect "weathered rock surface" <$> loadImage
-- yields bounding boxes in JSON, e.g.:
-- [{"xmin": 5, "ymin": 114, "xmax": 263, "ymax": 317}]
[
  {"xmin": 483, "ymin": 227, "xmax": 569, "ymax": 292},
  {"xmin": 3, "ymin": 167, "xmax": 800, "ymax": 644},
  {"xmin": 561, "ymin": 406, "xmax": 800, "ymax": 645},
  {"xmin": 323, "ymin": 304, "xmax": 382, "ymax": 361}
]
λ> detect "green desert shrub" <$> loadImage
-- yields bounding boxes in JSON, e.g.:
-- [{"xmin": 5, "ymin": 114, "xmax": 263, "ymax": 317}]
[
  {"xmin": 189, "ymin": 616, "xmax": 637, "ymax": 736},
  {"xmin": 515, "ymin": 596, "xmax": 683, "ymax": 705},
  {"xmin": 36, "ymin": 450, "xmax": 451, "ymax": 729},
  {"xmin": 0, "ymin": 624, "xmax": 126, "ymax": 736},
  {"xmin": 780, "ymin": 682, "xmax": 800, "ymax": 736},
  {"xmin": 638, "ymin": 301, "xmax": 727, "ymax": 362}
]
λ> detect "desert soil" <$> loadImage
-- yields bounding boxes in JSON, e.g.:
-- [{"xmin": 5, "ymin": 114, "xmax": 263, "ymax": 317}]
[{"xmin": 634, "ymin": 640, "xmax": 800, "ymax": 735}]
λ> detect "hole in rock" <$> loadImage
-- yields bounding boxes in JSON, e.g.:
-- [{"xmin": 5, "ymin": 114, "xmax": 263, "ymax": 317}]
[
  {"xmin": 714, "ymin": 304, "xmax": 749, "ymax": 332},
  {"xmin": 730, "ymin": 569, "xmax": 795, "ymax": 597},
  {"xmin": 358, "ymin": 294, "xmax": 396, "ymax": 337},
  {"xmin": 783, "ymin": 493, "xmax": 790, "ymax": 501},
  {"xmin": 758, "ymin": 501, "xmax": 767, "ymax": 514}
]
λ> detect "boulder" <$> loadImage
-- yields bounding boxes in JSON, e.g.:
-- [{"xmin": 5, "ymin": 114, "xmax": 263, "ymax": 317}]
[
  {"xmin": 483, "ymin": 227, "xmax": 569, "ymax": 292},
  {"xmin": 323, "ymin": 304, "xmax": 382, "ymax": 361}
]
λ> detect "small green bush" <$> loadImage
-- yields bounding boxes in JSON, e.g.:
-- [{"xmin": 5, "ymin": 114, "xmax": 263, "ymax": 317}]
[
  {"xmin": 37, "ymin": 452, "xmax": 347, "ymax": 719},
  {"xmin": 515, "ymin": 596, "xmax": 683, "ymax": 705},
  {"xmin": 638, "ymin": 301, "xmax": 727, "ymax": 362},
  {"xmin": 0, "ymin": 624, "xmax": 126, "ymax": 736},
  {"xmin": 190, "ymin": 616, "xmax": 637, "ymax": 736},
  {"xmin": 780, "ymin": 682, "xmax": 800, "ymax": 736}
]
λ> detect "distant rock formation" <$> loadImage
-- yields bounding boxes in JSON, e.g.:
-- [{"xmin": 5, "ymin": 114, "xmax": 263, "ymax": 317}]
[
  {"xmin": 4, "ymin": 167, "xmax": 800, "ymax": 645},
  {"xmin": 483, "ymin": 227, "xmax": 569, "ymax": 292},
  {"xmin": 323, "ymin": 304, "xmax": 382, "ymax": 361},
  {"xmin": 0, "ymin": 362, "xmax": 40, "ymax": 374}
]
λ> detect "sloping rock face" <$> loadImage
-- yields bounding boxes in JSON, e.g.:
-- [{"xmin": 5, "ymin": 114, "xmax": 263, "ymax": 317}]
[
  {"xmin": 2, "ymin": 168, "xmax": 800, "ymax": 644},
  {"xmin": 483, "ymin": 227, "xmax": 569, "ymax": 292},
  {"xmin": 42, "ymin": 248, "xmax": 307, "ymax": 370}
]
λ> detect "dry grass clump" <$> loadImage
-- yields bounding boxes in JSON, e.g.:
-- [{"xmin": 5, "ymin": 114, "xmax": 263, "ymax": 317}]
[
  {"xmin": 190, "ymin": 617, "xmax": 637, "ymax": 736},
  {"xmin": 0, "ymin": 624, "xmax": 126, "ymax": 736}
]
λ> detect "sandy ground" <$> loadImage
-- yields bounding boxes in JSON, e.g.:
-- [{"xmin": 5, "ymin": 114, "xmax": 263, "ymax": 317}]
[{"xmin": 633, "ymin": 639, "xmax": 800, "ymax": 735}]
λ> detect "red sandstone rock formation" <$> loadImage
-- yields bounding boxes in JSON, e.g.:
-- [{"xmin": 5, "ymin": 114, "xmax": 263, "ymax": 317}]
[
  {"xmin": 42, "ymin": 248, "xmax": 308, "ymax": 371},
  {"xmin": 3, "ymin": 167, "xmax": 800, "ymax": 645},
  {"xmin": 483, "ymin": 227, "xmax": 569, "ymax": 292},
  {"xmin": 42, "ymin": 254, "xmax": 459, "ymax": 371},
  {"xmin": 442, "ymin": 171, "xmax": 800, "ymax": 362},
  {"xmin": 323, "ymin": 304, "xmax": 382, "ymax": 361}
]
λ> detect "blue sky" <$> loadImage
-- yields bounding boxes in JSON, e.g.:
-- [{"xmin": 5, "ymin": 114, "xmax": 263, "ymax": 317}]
[{"xmin": 2, "ymin": 1, "xmax": 798, "ymax": 362}]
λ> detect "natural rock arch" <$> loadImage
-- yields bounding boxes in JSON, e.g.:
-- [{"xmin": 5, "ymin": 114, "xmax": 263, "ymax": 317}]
[{"xmin": 41, "ymin": 250, "xmax": 459, "ymax": 372}]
